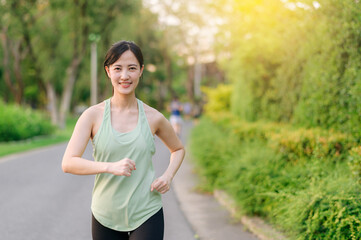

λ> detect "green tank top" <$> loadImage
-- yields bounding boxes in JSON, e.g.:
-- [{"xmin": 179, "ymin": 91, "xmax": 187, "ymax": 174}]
[{"xmin": 91, "ymin": 98, "xmax": 162, "ymax": 231}]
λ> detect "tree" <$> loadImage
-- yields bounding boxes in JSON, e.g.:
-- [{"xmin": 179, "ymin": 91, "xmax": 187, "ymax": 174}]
[{"xmin": 0, "ymin": 0, "xmax": 140, "ymax": 127}]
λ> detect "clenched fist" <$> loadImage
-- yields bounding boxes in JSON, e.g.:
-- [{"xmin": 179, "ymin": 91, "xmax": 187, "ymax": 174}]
[
  {"xmin": 108, "ymin": 158, "xmax": 136, "ymax": 177},
  {"xmin": 151, "ymin": 175, "xmax": 172, "ymax": 194}
]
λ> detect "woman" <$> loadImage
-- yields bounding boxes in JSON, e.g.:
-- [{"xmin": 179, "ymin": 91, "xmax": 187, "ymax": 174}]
[{"xmin": 62, "ymin": 40, "xmax": 185, "ymax": 240}]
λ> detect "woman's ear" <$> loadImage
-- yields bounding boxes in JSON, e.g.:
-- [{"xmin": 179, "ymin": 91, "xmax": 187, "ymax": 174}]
[
  {"xmin": 140, "ymin": 65, "xmax": 144, "ymax": 77},
  {"xmin": 105, "ymin": 66, "xmax": 111, "ymax": 78}
]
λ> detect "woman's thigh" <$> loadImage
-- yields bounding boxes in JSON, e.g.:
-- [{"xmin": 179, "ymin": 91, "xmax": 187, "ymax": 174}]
[
  {"xmin": 129, "ymin": 208, "xmax": 164, "ymax": 240},
  {"xmin": 92, "ymin": 214, "xmax": 129, "ymax": 240}
]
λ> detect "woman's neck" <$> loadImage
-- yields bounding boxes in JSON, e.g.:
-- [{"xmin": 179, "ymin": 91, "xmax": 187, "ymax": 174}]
[{"xmin": 110, "ymin": 93, "xmax": 137, "ymax": 111}]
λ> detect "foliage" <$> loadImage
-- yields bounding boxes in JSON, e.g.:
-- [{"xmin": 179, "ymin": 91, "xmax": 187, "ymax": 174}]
[
  {"xmin": 0, "ymin": 117, "xmax": 76, "ymax": 157},
  {"xmin": 0, "ymin": 102, "xmax": 54, "ymax": 142},
  {"xmin": 195, "ymin": 1, "xmax": 361, "ymax": 238},
  {"xmin": 190, "ymin": 113, "xmax": 361, "ymax": 239},
  {"xmin": 348, "ymin": 147, "xmax": 361, "ymax": 182},
  {"xmin": 201, "ymin": 84, "xmax": 233, "ymax": 115},
  {"xmin": 268, "ymin": 128, "xmax": 353, "ymax": 162},
  {"xmin": 213, "ymin": 0, "xmax": 361, "ymax": 139}
]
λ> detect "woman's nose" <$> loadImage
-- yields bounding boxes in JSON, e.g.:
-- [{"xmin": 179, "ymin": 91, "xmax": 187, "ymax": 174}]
[{"xmin": 120, "ymin": 70, "xmax": 129, "ymax": 79}]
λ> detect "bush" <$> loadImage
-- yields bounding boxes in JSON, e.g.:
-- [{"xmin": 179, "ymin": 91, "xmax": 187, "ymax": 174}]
[
  {"xmin": 0, "ymin": 102, "xmax": 54, "ymax": 142},
  {"xmin": 216, "ymin": 0, "xmax": 361, "ymax": 139},
  {"xmin": 201, "ymin": 84, "xmax": 233, "ymax": 115},
  {"xmin": 190, "ymin": 114, "xmax": 361, "ymax": 239},
  {"xmin": 348, "ymin": 147, "xmax": 361, "ymax": 182},
  {"xmin": 189, "ymin": 117, "xmax": 239, "ymax": 192},
  {"xmin": 206, "ymin": 112, "xmax": 356, "ymax": 162},
  {"xmin": 268, "ymin": 128, "xmax": 354, "ymax": 162}
]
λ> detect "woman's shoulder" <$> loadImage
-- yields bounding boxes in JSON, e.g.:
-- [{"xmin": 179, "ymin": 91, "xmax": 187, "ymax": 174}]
[
  {"xmin": 141, "ymin": 102, "xmax": 169, "ymax": 135},
  {"xmin": 142, "ymin": 102, "xmax": 161, "ymax": 116},
  {"xmin": 79, "ymin": 101, "xmax": 106, "ymax": 123},
  {"xmin": 142, "ymin": 102, "xmax": 166, "ymax": 124},
  {"xmin": 86, "ymin": 101, "xmax": 105, "ymax": 114}
]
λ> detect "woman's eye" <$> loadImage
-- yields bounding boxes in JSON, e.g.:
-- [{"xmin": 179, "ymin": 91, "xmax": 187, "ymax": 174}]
[
  {"xmin": 130, "ymin": 67, "xmax": 137, "ymax": 71},
  {"xmin": 114, "ymin": 68, "xmax": 121, "ymax": 71}
]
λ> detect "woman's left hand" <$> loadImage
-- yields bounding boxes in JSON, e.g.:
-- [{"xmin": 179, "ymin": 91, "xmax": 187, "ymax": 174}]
[{"xmin": 151, "ymin": 175, "xmax": 172, "ymax": 194}]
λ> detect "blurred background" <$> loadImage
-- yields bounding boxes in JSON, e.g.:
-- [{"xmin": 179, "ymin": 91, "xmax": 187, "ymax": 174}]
[
  {"xmin": 0, "ymin": 0, "xmax": 224, "ymax": 130},
  {"xmin": 1, "ymin": 0, "xmax": 361, "ymax": 238},
  {"xmin": 1, "ymin": 0, "xmax": 360, "ymax": 135}
]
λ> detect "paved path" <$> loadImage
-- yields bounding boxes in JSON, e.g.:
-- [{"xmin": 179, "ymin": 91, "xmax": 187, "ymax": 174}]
[
  {"xmin": 0, "ymin": 121, "xmax": 259, "ymax": 240},
  {"xmin": 173, "ymin": 121, "xmax": 259, "ymax": 240},
  {"xmin": 0, "ymin": 139, "xmax": 194, "ymax": 239}
]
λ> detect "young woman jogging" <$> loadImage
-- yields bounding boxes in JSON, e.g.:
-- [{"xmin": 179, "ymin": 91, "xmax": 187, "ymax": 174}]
[{"xmin": 62, "ymin": 40, "xmax": 185, "ymax": 240}]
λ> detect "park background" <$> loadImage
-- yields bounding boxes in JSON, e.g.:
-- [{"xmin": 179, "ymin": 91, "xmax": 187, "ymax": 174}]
[{"xmin": 1, "ymin": 0, "xmax": 361, "ymax": 239}]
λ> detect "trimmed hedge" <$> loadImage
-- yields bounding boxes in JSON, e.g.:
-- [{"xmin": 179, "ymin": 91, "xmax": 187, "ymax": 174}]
[
  {"xmin": 190, "ymin": 114, "xmax": 361, "ymax": 239},
  {"xmin": 0, "ymin": 102, "xmax": 54, "ymax": 142}
]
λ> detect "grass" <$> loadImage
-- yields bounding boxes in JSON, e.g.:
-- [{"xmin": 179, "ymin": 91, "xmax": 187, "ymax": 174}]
[{"xmin": 0, "ymin": 117, "xmax": 77, "ymax": 158}]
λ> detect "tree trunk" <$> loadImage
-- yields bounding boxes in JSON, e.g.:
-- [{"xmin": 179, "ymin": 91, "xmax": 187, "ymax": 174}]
[
  {"xmin": 90, "ymin": 42, "xmax": 98, "ymax": 105},
  {"xmin": 163, "ymin": 50, "xmax": 175, "ymax": 98},
  {"xmin": 58, "ymin": 0, "xmax": 88, "ymax": 128},
  {"xmin": 46, "ymin": 82, "xmax": 59, "ymax": 126},
  {"xmin": 12, "ymin": 39, "xmax": 25, "ymax": 104},
  {"xmin": 155, "ymin": 79, "xmax": 167, "ymax": 110},
  {"xmin": 187, "ymin": 65, "xmax": 195, "ymax": 102},
  {"xmin": 58, "ymin": 57, "xmax": 81, "ymax": 128},
  {"xmin": 0, "ymin": 26, "xmax": 18, "ymax": 103}
]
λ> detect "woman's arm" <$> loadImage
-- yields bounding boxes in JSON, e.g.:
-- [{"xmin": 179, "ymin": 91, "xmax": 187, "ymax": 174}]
[
  {"xmin": 62, "ymin": 107, "xmax": 136, "ymax": 176},
  {"xmin": 151, "ymin": 113, "xmax": 185, "ymax": 194}
]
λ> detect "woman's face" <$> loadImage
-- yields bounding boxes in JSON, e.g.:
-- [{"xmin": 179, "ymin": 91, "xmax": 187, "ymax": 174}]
[{"xmin": 105, "ymin": 50, "xmax": 144, "ymax": 96}]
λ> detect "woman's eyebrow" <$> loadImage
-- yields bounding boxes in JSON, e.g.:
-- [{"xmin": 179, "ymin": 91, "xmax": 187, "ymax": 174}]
[{"xmin": 113, "ymin": 64, "xmax": 138, "ymax": 67}]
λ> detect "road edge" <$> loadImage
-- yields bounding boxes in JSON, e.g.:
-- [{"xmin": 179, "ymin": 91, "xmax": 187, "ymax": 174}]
[
  {"xmin": 213, "ymin": 190, "xmax": 288, "ymax": 240},
  {"xmin": 0, "ymin": 142, "xmax": 68, "ymax": 163},
  {"xmin": 172, "ymin": 152, "xmax": 288, "ymax": 240}
]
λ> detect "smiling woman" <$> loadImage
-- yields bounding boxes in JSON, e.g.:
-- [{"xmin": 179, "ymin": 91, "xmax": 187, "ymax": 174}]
[
  {"xmin": 105, "ymin": 51, "xmax": 143, "ymax": 95},
  {"xmin": 62, "ymin": 40, "xmax": 185, "ymax": 240}
]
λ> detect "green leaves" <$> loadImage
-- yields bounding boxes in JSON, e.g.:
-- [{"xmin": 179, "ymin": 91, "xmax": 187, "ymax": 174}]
[
  {"xmin": 190, "ymin": 113, "xmax": 361, "ymax": 239},
  {"xmin": 213, "ymin": 0, "xmax": 361, "ymax": 139},
  {"xmin": 0, "ymin": 102, "xmax": 54, "ymax": 142}
]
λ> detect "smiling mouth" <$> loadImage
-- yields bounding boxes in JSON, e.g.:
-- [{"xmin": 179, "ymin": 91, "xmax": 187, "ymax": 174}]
[{"xmin": 119, "ymin": 82, "xmax": 132, "ymax": 88}]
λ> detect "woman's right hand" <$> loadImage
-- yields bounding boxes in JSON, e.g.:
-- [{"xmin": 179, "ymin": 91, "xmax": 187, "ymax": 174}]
[{"xmin": 108, "ymin": 158, "xmax": 136, "ymax": 177}]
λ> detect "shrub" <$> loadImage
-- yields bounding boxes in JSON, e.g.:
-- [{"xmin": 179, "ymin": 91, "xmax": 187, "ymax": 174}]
[
  {"xmin": 201, "ymin": 84, "xmax": 233, "ymax": 115},
  {"xmin": 189, "ymin": 117, "xmax": 239, "ymax": 192},
  {"xmin": 190, "ymin": 114, "xmax": 361, "ymax": 239},
  {"xmin": 208, "ymin": 113, "xmax": 356, "ymax": 162},
  {"xmin": 268, "ymin": 128, "xmax": 354, "ymax": 162},
  {"xmin": 0, "ymin": 102, "xmax": 54, "ymax": 142},
  {"xmin": 348, "ymin": 147, "xmax": 361, "ymax": 182}
]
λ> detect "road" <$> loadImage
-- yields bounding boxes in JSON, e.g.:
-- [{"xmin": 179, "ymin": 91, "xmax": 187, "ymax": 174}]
[{"xmin": 0, "ymin": 132, "xmax": 195, "ymax": 239}]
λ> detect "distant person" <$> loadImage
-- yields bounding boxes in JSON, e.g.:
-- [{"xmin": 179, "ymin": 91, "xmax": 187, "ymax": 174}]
[
  {"xmin": 169, "ymin": 97, "xmax": 183, "ymax": 136},
  {"xmin": 62, "ymin": 40, "xmax": 185, "ymax": 240},
  {"xmin": 182, "ymin": 101, "xmax": 192, "ymax": 120}
]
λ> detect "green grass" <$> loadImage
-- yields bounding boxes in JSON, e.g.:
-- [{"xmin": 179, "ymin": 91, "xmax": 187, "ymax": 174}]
[{"xmin": 0, "ymin": 117, "xmax": 77, "ymax": 158}]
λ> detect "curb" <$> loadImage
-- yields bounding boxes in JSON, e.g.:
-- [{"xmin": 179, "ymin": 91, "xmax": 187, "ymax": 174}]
[{"xmin": 213, "ymin": 190, "xmax": 288, "ymax": 240}]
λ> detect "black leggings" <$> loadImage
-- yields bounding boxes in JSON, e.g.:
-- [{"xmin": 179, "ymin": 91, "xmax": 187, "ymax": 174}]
[{"xmin": 92, "ymin": 208, "xmax": 164, "ymax": 240}]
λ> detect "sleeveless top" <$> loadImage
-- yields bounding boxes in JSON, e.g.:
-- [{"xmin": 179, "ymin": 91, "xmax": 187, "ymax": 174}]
[{"xmin": 91, "ymin": 98, "xmax": 162, "ymax": 231}]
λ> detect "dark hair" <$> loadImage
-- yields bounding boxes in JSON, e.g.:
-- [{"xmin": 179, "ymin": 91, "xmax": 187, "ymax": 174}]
[{"xmin": 103, "ymin": 40, "xmax": 144, "ymax": 76}]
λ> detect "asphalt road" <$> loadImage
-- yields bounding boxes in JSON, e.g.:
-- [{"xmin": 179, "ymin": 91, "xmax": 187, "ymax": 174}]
[{"xmin": 0, "ymin": 133, "xmax": 195, "ymax": 239}]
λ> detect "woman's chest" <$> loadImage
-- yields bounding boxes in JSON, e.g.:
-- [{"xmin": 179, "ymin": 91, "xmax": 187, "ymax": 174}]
[{"xmin": 110, "ymin": 110, "xmax": 138, "ymax": 133}]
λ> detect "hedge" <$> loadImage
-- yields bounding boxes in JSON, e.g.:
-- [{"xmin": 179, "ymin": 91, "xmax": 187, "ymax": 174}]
[
  {"xmin": 0, "ymin": 102, "xmax": 54, "ymax": 142},
  {"xmin": 190, "ymin": 114, "xmax": 361, "ymax": 239}
]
